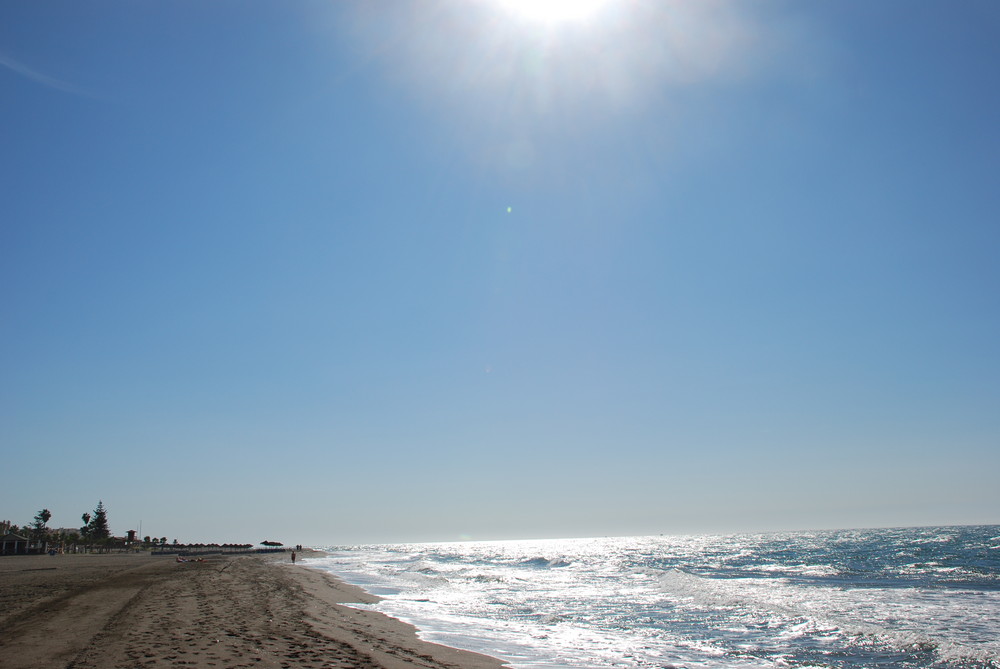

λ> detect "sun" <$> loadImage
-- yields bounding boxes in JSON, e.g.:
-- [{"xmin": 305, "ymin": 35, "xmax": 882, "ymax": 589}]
[{"xmin": 494, "ymin": 0, "xmax": 611, "ymax": 24}]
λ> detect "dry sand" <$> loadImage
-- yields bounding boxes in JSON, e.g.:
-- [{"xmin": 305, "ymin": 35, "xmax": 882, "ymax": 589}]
[{"xmin": 0, "ymin": 552, "xmax": 507, "ymax": 669}]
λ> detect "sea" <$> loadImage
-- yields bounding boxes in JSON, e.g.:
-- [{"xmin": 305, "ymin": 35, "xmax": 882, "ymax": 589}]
[{"xmin": 308, "ymin": 525, "xmax": 1000, "ymax": 669}]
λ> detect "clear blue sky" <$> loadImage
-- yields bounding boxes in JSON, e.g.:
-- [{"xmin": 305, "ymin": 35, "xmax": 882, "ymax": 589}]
[{"xmin": 2, "ymin": 0, "xmax": 998, "ymax": 545}]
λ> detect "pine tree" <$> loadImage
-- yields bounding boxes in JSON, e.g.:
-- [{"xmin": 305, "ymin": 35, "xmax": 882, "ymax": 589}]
[
  {"xmin": 31, "ymin": 509, "xmax": 51, "ymax": 540},
  {"xmin": 88, "ymin": 501, "xmax": 111, "ymax": 540}
]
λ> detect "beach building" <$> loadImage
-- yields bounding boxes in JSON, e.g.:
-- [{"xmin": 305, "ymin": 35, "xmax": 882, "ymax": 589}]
[{"xmin": 1, "ymin": 532, "xmax": 29, "ymax": 555}]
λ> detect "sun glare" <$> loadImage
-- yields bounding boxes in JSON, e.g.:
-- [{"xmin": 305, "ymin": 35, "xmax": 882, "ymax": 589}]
[{"xmin": 495, "ymin": 0, "xmax": 610, "ymax": 23}]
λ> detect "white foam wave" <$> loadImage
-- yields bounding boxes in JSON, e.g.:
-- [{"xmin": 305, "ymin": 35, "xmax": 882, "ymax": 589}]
[{"xmin": 316, "ymin": 528, "xmax": 1000, "ymax": 669}]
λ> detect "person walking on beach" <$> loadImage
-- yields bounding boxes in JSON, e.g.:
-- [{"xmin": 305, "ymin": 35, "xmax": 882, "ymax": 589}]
[{"xmin": 291, "ymin": 551, "xmax": 296, "ymax": 564}]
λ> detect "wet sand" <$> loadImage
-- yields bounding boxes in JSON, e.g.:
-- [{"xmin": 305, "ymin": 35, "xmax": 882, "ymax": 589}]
[{"xmin": 0, "ymin": 552, "xmax": 507, "ymax": 668}]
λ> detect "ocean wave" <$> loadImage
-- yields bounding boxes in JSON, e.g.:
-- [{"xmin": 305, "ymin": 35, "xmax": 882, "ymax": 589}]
[
  {"xmin": 517, "ymin": 556, "xmax": 572, "ymax": 568},
  {"xmin": 316, "ymin": 526, "xmax": 1000, "ymax": 669}
]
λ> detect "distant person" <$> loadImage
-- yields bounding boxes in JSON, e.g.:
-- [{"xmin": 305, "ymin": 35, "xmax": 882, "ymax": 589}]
[{"xmin": 291, "ymin": 551, "xmax": 296, "ymax": 564}]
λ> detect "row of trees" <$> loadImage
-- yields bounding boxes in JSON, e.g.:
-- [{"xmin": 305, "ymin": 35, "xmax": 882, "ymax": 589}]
[
  {"xmin": 25, "ymin": 501, "xmax": 110, "ymax": 541},
  {"xmin": 9, "ymin": 501, "xmax": 128, "ymax": 551},
  {"xmin": 8, "ymin": 503, "xmax": 197, "ymax": 553},
  {"xmin": 8, "ymin": 505, "xmax": 269, "ymax": 555}
]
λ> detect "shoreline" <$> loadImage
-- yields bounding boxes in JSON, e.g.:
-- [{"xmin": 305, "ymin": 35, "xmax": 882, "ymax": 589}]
[
  {"xmin": 282, "ymin": 552, "xmax": 509, "ymax": 668},
  {"xmin": 0, "ymin": 552, "xmax": 508, "ymax": 668}
]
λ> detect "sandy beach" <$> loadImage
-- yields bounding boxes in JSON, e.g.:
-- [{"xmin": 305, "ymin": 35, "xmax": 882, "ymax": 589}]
[{"xmin": 0, "ymin": 552, "xmax": 506, "ymax": 669}]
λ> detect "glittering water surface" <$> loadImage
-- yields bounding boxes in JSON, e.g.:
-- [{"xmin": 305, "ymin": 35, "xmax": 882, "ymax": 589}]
[{"xmin": 311, "ymin": 526, "xmax": 1000, "ymax": 668}]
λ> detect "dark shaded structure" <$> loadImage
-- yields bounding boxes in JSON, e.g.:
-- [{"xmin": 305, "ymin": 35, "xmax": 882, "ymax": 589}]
[{"xmin": 1, "ymin": 532, "xmax": 29, "ymax": 555}]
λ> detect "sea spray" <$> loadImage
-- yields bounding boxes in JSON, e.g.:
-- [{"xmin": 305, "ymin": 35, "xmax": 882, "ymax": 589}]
[{"xmin": 309, "ymin": 526, "xmax": 1000, "ymax": 669}]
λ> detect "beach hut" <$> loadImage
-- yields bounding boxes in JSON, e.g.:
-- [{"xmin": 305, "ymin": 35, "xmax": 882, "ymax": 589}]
[{"xmin": 1, "ymin": 532, "xmax": 29, "ymax": 555}]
